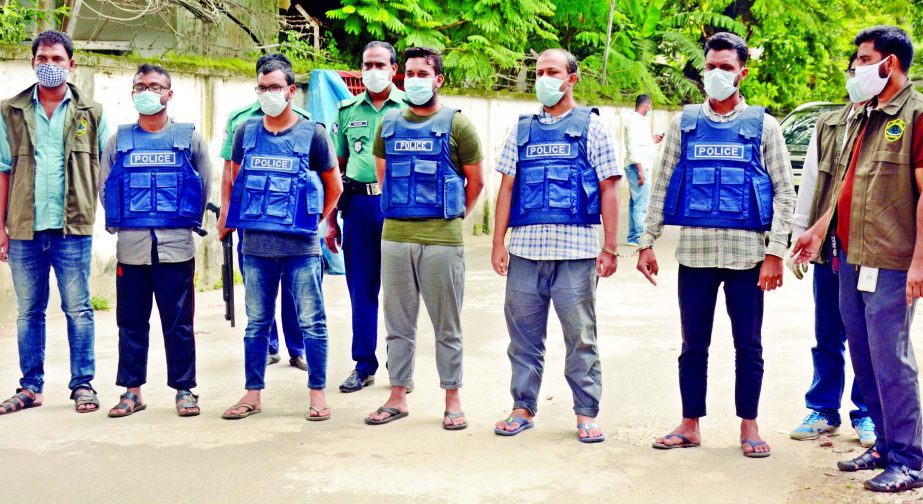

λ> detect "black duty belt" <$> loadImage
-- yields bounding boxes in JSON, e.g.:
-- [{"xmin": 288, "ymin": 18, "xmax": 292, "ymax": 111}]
[{"xmin": 344, "ymin": 178, "xmax": 381, "ymax": 196}]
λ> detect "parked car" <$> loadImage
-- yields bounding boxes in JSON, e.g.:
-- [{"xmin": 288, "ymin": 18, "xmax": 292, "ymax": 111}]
[{"xmin": 779, "ymin": 102, "xmax": 842, "ymax": 191}]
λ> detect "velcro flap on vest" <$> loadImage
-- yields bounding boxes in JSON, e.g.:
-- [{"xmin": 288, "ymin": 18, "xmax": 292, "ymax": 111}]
[
  {"xmin": 565, "ymin": 108, "xmax": 591, "ymax": 138},
  {"xmin": 292, "ymin": 124, "xmax": 313, "ymax": 155},
  {"xmin": 687, "ymin": 143, "xmax": 752, "ymax": 162},
  {"xmin": 721, "ymin": 167, "xmax": 745, "ymax": 185},
  {"xmin": 414, "ymin": 160, "xmax": 438, "ymax": 175},
  {"xmin": 516, "ymin": 116, "xmax": 533, "ymax": 147},
  {"xmin": 245, "ymin": 175, "xmax": 266, "ymax": 191},
  {"xmin": 117, "ymin": 124, "xmax": 135, "ymax": 152},
  {"xmin": 738, "ymin": 106, "xmax": 764, "ymax": 139},
  {"xmin": 680, "ymin": 105, "xmax": 700, "ymax": 132},
  {"xmin": 547, "ymin": 165, "xmax": 570, "ymax": 181},
  {"xmin": 125, "ymin": 150, "xmax": 181, "ymax": 168},
  {"xmin": 381, "ymin": 111, "xmax": 400, "ymax": 138},
  {"xmin": 268, "ymin": 177, "xmax": 292, "ymax": 193},
  {"xmin": 390, "ymin": 161, "xmax": 412, "ymax": 177},
  {"xmin": 523, "ymin": 166, "xmax": 545, "ymax": 184},
  {"xmin": 172, "ymin": 123, "xmax": 194, "ymax": 150},
  {"xmin": 692, "ymin": 167, "xmax": 715, "ymax": 184},
  {"xmin": 242, "ymin": 122, "xmax": 258, "ymax": 150}
]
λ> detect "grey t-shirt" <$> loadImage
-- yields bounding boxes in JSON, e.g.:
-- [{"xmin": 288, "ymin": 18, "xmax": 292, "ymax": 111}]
[
  {"xmin": 98, "ymin": 123, "xmax": 212, "ymax": 266},
  {"xmin": 231, "ymin": 118, "xmax": 336, "ymax": 258}
]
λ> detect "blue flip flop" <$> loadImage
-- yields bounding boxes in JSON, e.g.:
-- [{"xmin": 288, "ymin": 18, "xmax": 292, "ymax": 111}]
[
  {"xmin": 652, "ymin": 432, "xmax": 701, "ymax": 449},
  {"xmin": 741, "ymin": 439, "xmax": 771, "ymax": 458},
  {"xmin": 578, "ymin": 422, "xmax": 606, "ymax": 443},
  {"xmin": 495, "ymin": 415, "xmax": 534, "ymax": 436}
]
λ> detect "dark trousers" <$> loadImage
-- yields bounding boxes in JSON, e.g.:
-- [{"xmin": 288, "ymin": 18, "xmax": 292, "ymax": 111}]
[
  {"xmin": 678, "ymin": 264, "xmax": 764, "ymax": 419},
  {"xmin": 839, "ymin": 251, "xmax": 923, "ymax": 470},
  {"xmin": 116, "ymin": 259, "xmax": 197, "ymax": 390},
  {"xmin": 805, "ymin": 260, "xmax": 868, "ymax": 424},
  {"xmin": 342, "ymin": 193, "xmax": 384, "ymax": 377}
]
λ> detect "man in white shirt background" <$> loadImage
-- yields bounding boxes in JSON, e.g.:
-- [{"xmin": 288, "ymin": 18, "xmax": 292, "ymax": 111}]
[{"xmin": 623, "ymin": 94, "xmax": 663, "ymax": 246}]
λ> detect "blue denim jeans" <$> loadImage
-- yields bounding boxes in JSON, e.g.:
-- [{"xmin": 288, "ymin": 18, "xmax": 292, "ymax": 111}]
[
  {"xmin": 504, "ymin": 255, "xmax": 601, "ymax": 418},
  {"xmin": 242, "ymin": 254, "xmax": 327, "ymax": 390},
  {"xmin": 8, "ymin": 230, "xmax": 95, "ymax": 393},
  {"xmin": 237, "ymin": 231, "xmax": 304, "ymax": 359},
  {"xmin": 804, "ymin": 260, "xmax": 868, "ymax": 424},
  {"xmin": 625, "ymin": 164, "xmax": 651, "ymax": 244},
  {"xmin": 839, "ymin": 251, "xmax": 923, "ymax": 470}
]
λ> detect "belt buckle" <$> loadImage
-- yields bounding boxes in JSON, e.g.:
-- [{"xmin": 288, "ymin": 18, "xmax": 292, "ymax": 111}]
[{"xmin": 368, "ymin": 183, "xmax": 381, "ymax": 196}]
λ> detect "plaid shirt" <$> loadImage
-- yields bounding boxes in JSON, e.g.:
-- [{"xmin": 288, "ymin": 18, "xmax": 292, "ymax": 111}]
[
  {"xmin": 639, "ymin": 99, "xmax": 796, "ymax": 270},
  {"xmin": 496, "ymin": 108, "xmax": 622, "ymax": 260}
]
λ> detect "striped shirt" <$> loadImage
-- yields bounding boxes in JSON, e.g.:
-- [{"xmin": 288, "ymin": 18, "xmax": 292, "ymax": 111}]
[
  {"xmin": 639, "ymin": 99, "xmax": 796, "ymax": 270},
  {"xmin": 496, "ymin": 108, "xmax": 622, "ymax": 261}
]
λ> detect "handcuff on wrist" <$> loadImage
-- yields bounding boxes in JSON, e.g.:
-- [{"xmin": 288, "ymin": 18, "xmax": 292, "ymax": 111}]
[{"xmin": 601, "ymin": 246, "xmax": 617, "ymax": 257}]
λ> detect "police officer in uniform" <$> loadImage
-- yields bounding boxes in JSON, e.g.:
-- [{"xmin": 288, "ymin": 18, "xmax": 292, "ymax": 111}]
[
  {"xmin": 220, "ymin": 53, "xmax": 310, "ymax": 370},
  {"xmin": 491, "ymin": 49, "xmax": 622, "ymax": 443},
  {"xmin": 99, "ymin": 64, "xmax": 211, "ymax": 417},
  {"xmin": 638, "ymin": 33, "xmax": 795, "ymax": 458},
  {"xmin": 218, "ymin": 59, "xmax": 342, "ymax": 420},
  {"xmin": 325, "ymin": 41, "xmax": 406, "ymax": 393},
  {"xmin": 365, "ymin": 47, "xmax": 484, "ymax": 429}
]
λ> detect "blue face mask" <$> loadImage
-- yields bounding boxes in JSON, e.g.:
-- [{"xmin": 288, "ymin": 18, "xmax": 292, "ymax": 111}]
[
  {"xmin": 132, "ymin": 91, "xmax": 165, "ymax": 115},
  {"xmin": 404, "ymin": 77, "xmax": 436, "ymax": 106}
]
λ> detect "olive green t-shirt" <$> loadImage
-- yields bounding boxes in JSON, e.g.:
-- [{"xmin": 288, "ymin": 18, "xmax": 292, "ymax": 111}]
[{"xmin": 373, "ymin": 107, "xmax": 483, "ymax": 246}]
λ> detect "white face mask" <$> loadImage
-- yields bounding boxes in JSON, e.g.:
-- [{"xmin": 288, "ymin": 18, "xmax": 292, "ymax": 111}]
[
  {"xmin": 847, "ymin": 58, "xmax": 891, "ymax": 103},
  {"xmin": 258, "ymin": 90, "xmax": 289, "ymax": 117},
  {"xmin": 703, "ymin": 68, "xmax": 743, "ymax": 101},
  {"xmin": 362, "ymin": 69, "xmax": 392, "ymax": 94}
]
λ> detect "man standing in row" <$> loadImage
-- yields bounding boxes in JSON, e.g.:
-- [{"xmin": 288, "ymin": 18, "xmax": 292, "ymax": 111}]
[
  {"xmin": 365, "ymin": 47, "xmax": 484, "ymax": 429},
  {"xmin": 795, "ymin": 25, "xmax": 923, "ymax": 493},
  {"xmin": 623, "ymin": 94, "xmax": 662, "ymax": 246},
  {"xmin": 100, "ymin": 64, "xmax": 211, "ymax": 418},
  {"xmin": 0, "ymin": 30, "xmax": 110, "ymax": 415},
  {"xmin": 219, "ymin": 53, "xmax": 310, "ymax": 371},
  {"xmin": 639, "ymin": 32, "xmax": 795, "ymax": 458},
  {"xmin": 325, "ymin": 41, "xmax": 406, "ymax": 393},
  {"xmin": 491, "ymin": 48, "xmax": 621, "ymax": 443},
  {"xmin": 788, "ymin": 53, "xmax": 875, "ymax": 447},
  {"xmin": 218, "ymin": 59, "xmax": 342, "ymax": 420}
]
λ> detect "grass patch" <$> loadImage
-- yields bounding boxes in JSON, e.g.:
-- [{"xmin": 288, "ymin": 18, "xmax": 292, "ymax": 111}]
[{"xmin": 90, "ymin": 295, "xmax": 111, "ymax": 311}]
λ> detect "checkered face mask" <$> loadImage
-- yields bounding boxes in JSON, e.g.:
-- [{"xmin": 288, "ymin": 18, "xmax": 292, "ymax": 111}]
[{"xmin": 35, "ymin": 63, "xmax": 68, "ymax": 88}]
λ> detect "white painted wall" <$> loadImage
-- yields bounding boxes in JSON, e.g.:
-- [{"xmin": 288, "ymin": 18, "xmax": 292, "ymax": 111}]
[{"xmin": 0, "ymin": 58, "xmax": 678, "ymax": 323}]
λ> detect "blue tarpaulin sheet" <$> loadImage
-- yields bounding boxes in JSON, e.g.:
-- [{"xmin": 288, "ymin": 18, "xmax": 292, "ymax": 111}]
[{"xmin": 308, "ymin": 70, "xmax": 353, "ymax": 275}]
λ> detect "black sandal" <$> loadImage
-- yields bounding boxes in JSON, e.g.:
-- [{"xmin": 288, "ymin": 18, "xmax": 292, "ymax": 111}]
[
  {"xmin": 70, "ymin": 386, "xmax": 100, "ymax": 413},
  {"xmin": 0, "ymin": 388, "xmax": 41, "ymax": 415},
  {"xmin": 108, "ymin": 391, "xmax": 146, "ymax": 418},
  {"xmin": 175, "ymin": 390, "xmax": 200, "ymax": 417}
]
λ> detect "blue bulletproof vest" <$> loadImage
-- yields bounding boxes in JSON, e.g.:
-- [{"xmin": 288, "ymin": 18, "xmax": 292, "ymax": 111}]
[
  {"xmin": 663, "ymin": 105, "xmax": 773, "ymax": 231},
  {"xmin": 509, "ymin": 107, "xmax": 601, "ymax": 227},
  {"xmin": 226, "ymin": 118, "xmax": 324, "ymax": 236},
  {"xmin": 380, "ymin": 107, "xmax": 466, "ymax": 219},
  {"xmin": 103, "ymin": 122, "xmax": 203, "ymax": 229}
]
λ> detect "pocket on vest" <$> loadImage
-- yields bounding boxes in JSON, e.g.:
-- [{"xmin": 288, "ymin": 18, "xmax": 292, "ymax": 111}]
[
  {"xmin": 581, "ymin": 168, "xmax": 600, "ymax": 214},
  {"xmin": 243, "ymin": 175, "xmax": 267, "ymax": 217},
  {"xmin": 266, "ymin": 177, "xmax": 294, "ymax": 220},
  {"xmin": 718, "ymin": 167, "xmax": 746, "ymax": 213},
  {"xmin": 752, "ymin": 177, "xmax": 773, "ymax": 226},
  {"xmin": 444, "ymin": 177, "xmax": 465, "ymax": 218},
  {"xmin": 547, "ymin": 165, "xmax": 572, "ymax": 209},
  {"xmin": 129, "ymin": 172, "xmax": 153, "ymax": 212},
  {"xmin": 688, "ymin": 167, "xmax": 714, "ymax": 212},
  {"xmin": 414, "ymin": 160, "xmax": 438, "ymax": 205},
  {"xmin": 521, "ymin": 166, "xmax": 545, "ymax": 210},
  {"xmin": 388, "ymin": 162, "xmax": 411, "ymax": 205},
  {"xmin": 155, "ymin": 173, "xmax": 179, "ymax": 213}
]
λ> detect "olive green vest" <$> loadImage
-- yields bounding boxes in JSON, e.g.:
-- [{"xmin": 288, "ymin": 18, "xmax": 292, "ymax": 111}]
[
  {"xmin": 1, "ymin": 83, "xmax": 103, "ymax": 240},
  {"xmin": 808, "ymin": 105, "xmax": 854, "ymax": 264},
  {"xmin": 828, "ymin": 82, "xmax": 923, "ymax": 270}
]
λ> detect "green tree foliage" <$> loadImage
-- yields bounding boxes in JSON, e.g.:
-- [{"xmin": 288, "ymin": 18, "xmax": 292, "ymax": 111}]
[
  {"xmin": 320, "ymin": 0, "xmax": 923, "ymax": 112},
  {"xmin": 0, "ymin": 0, "xmax": 68, "ymax": 45}
]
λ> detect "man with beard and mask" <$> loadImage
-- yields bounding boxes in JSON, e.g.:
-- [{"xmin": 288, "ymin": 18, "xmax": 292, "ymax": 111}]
[
  {"xmin": 365, "ymin": 46, "xmax": 484, "ymax": 430},
  {"xmin": 0, "ymin": 30, "xmax": 110, "ymax": 415},
  {"xmin": 491, "ymin": 48, "xmax": 622, "ymax": 443},
  {"xmin": 637, "ymin": 32, "xmax": 795, "ymax": 458},
  {"xmin": 794, "ymin": 25, "xmax": 923, "ymax": 493},
  {"xmin": 219, "ymin": 53, "xmax": 311, "ymax": 371},
  {"xmin": 325, "ymin": 41, "xmax": 406, "ymax": 394},
  {"xmin": 99, "ymin": 64, "xmax": 211, "ymax": 418},
  {"xmin": 788, "ymin": 53, "xmax": 876, "ymax": 448},
  {"xmin": 217, "ymin": 59, "xmax": 343, "ymax": 421}
]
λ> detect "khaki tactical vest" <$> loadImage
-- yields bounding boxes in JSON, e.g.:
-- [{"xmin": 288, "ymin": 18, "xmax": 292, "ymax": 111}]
[{"xmin": 1, "ymin": 83, "xmax": 104, "ymax": 240}]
